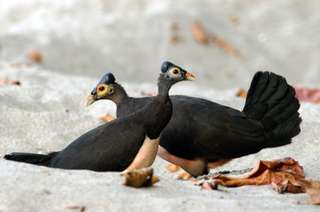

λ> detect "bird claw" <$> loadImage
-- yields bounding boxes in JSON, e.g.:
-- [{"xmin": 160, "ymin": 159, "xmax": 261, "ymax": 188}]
[
  {"xmin": 166, "ymin": 163, "xmax": 181, "ymax": 172},
  {"xmin": 177, "ymin": 171, "xmax": 193, "ymax": 180}
]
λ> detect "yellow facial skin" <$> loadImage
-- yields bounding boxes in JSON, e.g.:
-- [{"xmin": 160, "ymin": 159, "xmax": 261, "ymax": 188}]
[
  {"xmin": 85, "ymin": 84, "xmax": 114, "ymax": 106},
  {"xmin": 96, "ymin": 84, "xmax": 114, "ymax": 98},
  {"xmin": 168, "ymin": 67, "xmax": 196, "ymax": 81}
]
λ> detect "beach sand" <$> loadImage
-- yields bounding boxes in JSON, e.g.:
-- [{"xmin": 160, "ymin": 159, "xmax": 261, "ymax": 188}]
[
  {"xmin": 1, "ymin": 0, "xmax": 320, "ymax": 211},
  {"xmin": 0, "ymin": 63, "xmax": 319, "ymax": 211}
]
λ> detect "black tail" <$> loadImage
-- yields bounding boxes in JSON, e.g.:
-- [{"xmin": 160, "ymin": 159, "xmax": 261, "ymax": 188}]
[
  {"xmin": 243, "ymin": 71, "xmax": 302, "ymax": 147},
  {"xmin": 4, "ymin": 152, "xmax": 58, "ymax": 166}
]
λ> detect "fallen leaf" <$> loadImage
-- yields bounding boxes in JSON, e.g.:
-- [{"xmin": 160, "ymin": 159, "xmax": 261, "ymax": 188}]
[
  {"xmin": 99, "ymin": 114, "xmax": 115, "ymax": 122},
  {"xmin": 27, "ymin": 49, "xmax": 43, "ymax": 64},
  {"xmin": 295, "ymin": 87, "xmax": 320, "ymax": 104},
  {"xmin": 0, "ymin": 77, "xmax": 21, "ymax": 86},
  {"xmin": 11, "ymin": 80, "xmax": 21, "ymax": 86},
  {"xmin": 169, "ymin": 22, "xmax": 181, "ymax": 44},
  {"xmin": 196, "ymin": 157, "xmax": 320, "ymax": 205},
  {"xmin": 229, "ymin": 16, "xmax": 239, "ymax": 25},
  {"xmin": 191, "ymin": 21, "xmax": 209, "ymax": 44},
  {"xmin": 170, "ymin": 35, "xmax": 180, "ymax": 44},
  {"xmin": 65, "ymin": 205, "xmax": 86, "ymax": 212},
  {"xmin": 210, "ymin": 34, "xmax": 239, "ymax": 58},
  {"xmin": 121, "ymin": 167, "xmax": 159, "ymax": 188},
  {"xmin": 211, "ymin": 157, "xmax": 304, "ymax": 187},
  {"xmin": 236, "ymin": 88, "xmax": 247, "ymax": 98},
  {"xmin": 191, "ymin": 20, "xmax": 240, "ymax": 57}
]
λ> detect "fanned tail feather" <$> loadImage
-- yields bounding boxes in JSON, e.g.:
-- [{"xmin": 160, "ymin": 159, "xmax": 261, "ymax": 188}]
[{"xmin": 243, "ymin": 71, "xmax": 302, "ymax": 147}]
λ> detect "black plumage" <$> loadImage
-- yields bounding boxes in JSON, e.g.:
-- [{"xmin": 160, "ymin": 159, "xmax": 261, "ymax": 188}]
[
  {"xmin": 82, "ymin": 61, "xmax": 302, "ymax": 176},
  {"xmin": 4, "ymin": 63, "xmax": 194, "ymax": 171}
]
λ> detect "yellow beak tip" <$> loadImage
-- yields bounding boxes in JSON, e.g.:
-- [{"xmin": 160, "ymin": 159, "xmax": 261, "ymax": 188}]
[{"xmin": 185, "ymin": 72, "xmax": 196, "ymax": 81}]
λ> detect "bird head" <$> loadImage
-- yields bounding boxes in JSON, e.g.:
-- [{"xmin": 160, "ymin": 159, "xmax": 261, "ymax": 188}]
[
  {"xmin": 86, "ymin": 72, "xmax": 116, "ymax": 106},
  {"xmin": 160, "ymin": 61, "xmax": 196, "ymax": 82}
]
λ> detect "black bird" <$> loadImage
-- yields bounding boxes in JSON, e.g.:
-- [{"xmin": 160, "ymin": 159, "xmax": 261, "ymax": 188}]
[
  {"xmin": 85, "ymin": 61, "xmax": 301, "ymax": 177},
  {"xmin": 4, "ymin": 63, "xmax": 196, "ymax": 172}
]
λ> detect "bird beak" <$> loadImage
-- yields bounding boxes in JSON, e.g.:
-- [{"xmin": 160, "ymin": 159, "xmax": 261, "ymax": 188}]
[
  {"xmin": 85, "ymin": 94, "xmax": 96, "ymax": 106},
  {"xmin": 185, "ymin": 71, "xmax": 196, "ymax": 81}
]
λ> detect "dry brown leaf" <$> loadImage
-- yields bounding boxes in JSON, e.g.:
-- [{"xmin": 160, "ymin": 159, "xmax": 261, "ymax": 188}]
[
  {"xmin": 295, "ymin": 87, "xmax": 320, "ymax": 104},
  {"xmin": 191, "ymin": 20, "xmax": 240, "ymax": 57},
  {"xmin": 0, "ymin": 78, "xmax": 21, "ymax": 86},
  {"xmin": 197, "ymin": 157, "xmax": 320, "ymax": 205},
  {"xmin": 236, "ymin": 88, "xmax": 247, "ymax": 98},
  {"xmin": 210, "ymin": 158, "xmax": 304, "ymax": 187},
  {"xmin": 191, "ymin": 21, "xmax": 209, "ymax": 44},
  {"xmin": 27, "ymin": 49, "xmax": 43, "ymax": 64},
  {"xmin": 170, "ymin": 35, "xmax": 180, "ymax": 44},
  {"xmin": 211, "ymin": 34, "xmax": 239, "ymax": 58},
  {"xmin": 99, "ymin": 114, "xmax": 115, "ymax": 122},
  {"xmin": 169, "ymin": 22, "xmax": 181, "ymax": 44},
  {"xmin": 229, "ymin": 16, "xmax": 239, "ymax": 25},
  {"xmin": 121, "ymin": 167, "xmax": 159, "ymax": 188},
  {"xmin": 65, "ymin": 205, "xmax": 86, "ymax": 212}
]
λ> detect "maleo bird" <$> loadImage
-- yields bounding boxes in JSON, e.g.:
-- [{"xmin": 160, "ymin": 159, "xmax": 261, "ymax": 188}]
[
  {"xmin": 85, "ymin": 61, "xmax": 302, "ymax": 177},
  {"xmin": 4, "ymin": 63, "xmax": 196, "ymax": 171}
]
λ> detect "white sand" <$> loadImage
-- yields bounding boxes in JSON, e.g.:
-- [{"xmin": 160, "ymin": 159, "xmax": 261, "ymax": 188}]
[
  {"xmin": 0, "ymin": 64, "xmax": 319, "ymax": 212},
  {"xmin": 1, "ymin": 0, "xmax": 320, "ymax": 210}
]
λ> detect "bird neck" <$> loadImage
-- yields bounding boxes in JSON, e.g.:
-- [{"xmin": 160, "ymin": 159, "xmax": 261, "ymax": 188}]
[
  {"xmin": 111, "ymin": 83, "xmax": 129, "ymax": 105},
  {"xmin": 157, "ymin": 75, "xmax": 174, "ymax": 98}
]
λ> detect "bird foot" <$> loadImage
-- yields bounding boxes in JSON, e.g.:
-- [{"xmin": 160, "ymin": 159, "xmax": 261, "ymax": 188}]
[
  {"xmin": 177, "ymin": 171, "xmax": 193, "ymax": 180},
  {"xmin": 166, "ymin": 163, "xmax": 181, "ymax": 172},
  {"xmin": 165, "ymin": 163, "xmax": 193, "ymax": 180}
]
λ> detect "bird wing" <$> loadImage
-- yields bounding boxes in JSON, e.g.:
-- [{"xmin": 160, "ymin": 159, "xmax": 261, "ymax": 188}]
[{"xmin": 50, "ymin": 117, "xmax": 146, "ymax": 171}]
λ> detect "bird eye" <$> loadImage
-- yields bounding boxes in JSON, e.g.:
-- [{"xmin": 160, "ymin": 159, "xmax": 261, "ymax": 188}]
[
  {"xmin": 109, "ymin": 88, "xmax": 114, "ymax": 94},
  {"xmin": 98, "ymin": 86, "xmax": 105, "ymax": 91},
  {"xmin": 171, "ymin": 68, "xmax": 180, "ymax": 75}
]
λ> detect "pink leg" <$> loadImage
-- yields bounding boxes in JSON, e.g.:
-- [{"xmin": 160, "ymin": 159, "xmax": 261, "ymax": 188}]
[{"xmin": 158, "ymin": 146, "xmax": 207, "ymax": 177}]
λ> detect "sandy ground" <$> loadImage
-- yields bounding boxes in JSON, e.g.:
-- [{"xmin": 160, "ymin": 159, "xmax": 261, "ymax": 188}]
[
  {"xmin": 0, "ymin": 63, "xmax": 319, "ymax": 212},
  {"xmin": 1, "ymin": 1, "xmax": 320, "ymax": 210}
]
